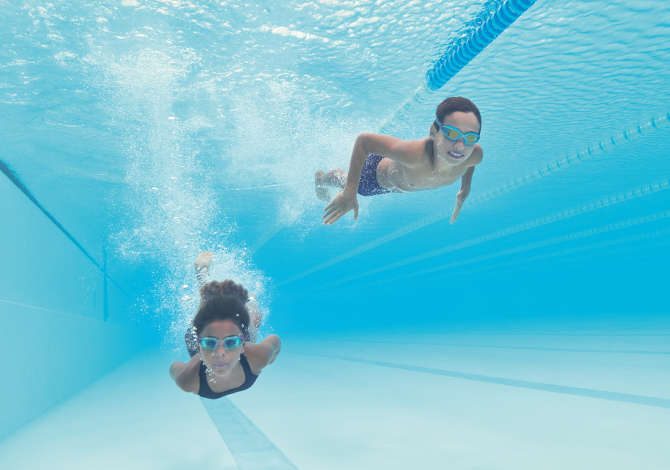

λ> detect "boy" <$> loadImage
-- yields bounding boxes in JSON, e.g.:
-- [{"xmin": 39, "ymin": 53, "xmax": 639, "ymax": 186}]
[{"xmin": 316, "ymin": 96, "xmax": 483, "ymax": 225}]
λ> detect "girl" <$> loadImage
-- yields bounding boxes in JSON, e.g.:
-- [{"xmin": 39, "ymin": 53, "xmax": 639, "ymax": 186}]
[{"xmin": 169, "ymin": 253, "xmax": 281, "ymax": 399}]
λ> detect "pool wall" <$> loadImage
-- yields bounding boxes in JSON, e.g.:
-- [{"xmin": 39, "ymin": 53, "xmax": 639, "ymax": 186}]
[{"xmin": 0, "ymin": 175, "xmax": 146, "ymax": 441}]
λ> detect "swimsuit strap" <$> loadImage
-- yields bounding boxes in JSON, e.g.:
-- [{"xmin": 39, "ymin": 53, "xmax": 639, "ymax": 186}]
[
  {"xmin": 239, "ymin": 353, "xmax": 257, "ymax": 380},
  {"xmin": 197, "ymin": 353, "xmax": 258, "ymax": 399}
]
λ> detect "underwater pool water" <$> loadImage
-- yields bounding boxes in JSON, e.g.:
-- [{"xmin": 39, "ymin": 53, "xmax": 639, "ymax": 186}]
[{"xmin": 1, "ymin": 0, "xmax": 669, "ymax": 468}]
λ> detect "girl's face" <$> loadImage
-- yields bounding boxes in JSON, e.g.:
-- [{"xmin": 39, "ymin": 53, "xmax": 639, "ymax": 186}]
[
  {"xmin": 199, "ymin": 320, "xmax": 244, "ymax": 376},
  {"xmin": 432, "ymin": 111, "xmax": 481, "ymax": 165}
]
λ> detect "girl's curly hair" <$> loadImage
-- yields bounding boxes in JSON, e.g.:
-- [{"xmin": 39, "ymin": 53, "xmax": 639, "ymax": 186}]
[{"xmin": 192, "ymin": 280, "xmax": 250, "ymax": 340}]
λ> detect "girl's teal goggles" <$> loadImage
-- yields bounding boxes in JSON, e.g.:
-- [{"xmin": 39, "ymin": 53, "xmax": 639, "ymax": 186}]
[{"xmin": 199, "ymin": 335, "xmax": 243, "ymax": 351}]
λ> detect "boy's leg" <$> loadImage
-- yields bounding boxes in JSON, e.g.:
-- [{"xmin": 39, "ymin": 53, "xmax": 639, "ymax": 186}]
[{"xmin": 315, "ymin": 169, "xmax": 346, "ymax": 201}]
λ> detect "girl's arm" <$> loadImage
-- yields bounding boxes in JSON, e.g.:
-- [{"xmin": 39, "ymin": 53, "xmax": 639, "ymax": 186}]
[
  {"xmin": 169, "ymin": 353, "xmax": 201, "ymax": 393},
  {"xmin": 245, "ymin": 335, "xmax": 281, "ymax": 374}
]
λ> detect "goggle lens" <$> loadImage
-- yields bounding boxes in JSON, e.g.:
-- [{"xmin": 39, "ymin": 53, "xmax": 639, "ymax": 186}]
[
  {"xmin": 223, "ymin": 336, "xmax": 242, "ymax": 350},
  {"xmin": 464, "ymin": 134, "xmax": 479, "ymax": 145},
  {"xmin": 446, "ymin": 128, "xmax": 460, "ymax": 140},
  {"xmin": 200, "ymin": 337, "xmax": 218, "ymax": 350}
]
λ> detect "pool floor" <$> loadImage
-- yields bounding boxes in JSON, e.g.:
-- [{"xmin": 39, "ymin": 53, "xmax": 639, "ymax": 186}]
[{"xmin": 1, "ymin": 331, "xmax": 668, "ymax": 469}]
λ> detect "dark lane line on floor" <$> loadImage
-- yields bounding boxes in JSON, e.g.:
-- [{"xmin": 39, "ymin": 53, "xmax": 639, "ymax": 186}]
[
  {"xmin": 291, "ymin": 352, "xmax": 670, "ymax": 409},
  {"xmin": 328, "ymin": 339, "xmax": 670, "ymax": 356}
]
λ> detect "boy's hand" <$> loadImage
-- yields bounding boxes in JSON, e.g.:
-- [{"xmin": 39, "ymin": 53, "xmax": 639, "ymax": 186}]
[
  {"xmin": 323, "ymin": 190, "xmax": 359, "ymax": 225},
  {"xmin": 450, "ymin": 190, "xmax": 468, "ymax": 224}
]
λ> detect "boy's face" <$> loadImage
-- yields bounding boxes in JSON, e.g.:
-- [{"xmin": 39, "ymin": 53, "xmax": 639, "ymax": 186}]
[{"xmin": 432, "ymin": 111, "xmax": 481, "ymax": 165}]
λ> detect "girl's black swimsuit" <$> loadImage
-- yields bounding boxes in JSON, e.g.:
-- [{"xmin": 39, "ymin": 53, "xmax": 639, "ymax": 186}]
[
  {"xmin": 197, "ymin": 353, "xmax": 258, "ymax": 399},
  {"xmin": 185, "ymin": 328, "xmax": 258, "ymax": 399}
]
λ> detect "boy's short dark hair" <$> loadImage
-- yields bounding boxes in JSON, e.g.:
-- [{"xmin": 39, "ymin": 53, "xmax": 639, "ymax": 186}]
[{"xmin": 434, "ymin": 96, "xmax": 482, "ymax": 132}]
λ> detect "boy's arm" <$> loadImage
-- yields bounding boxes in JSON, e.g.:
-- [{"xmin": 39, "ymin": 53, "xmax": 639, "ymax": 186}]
[
  {"xmin": 450, "ymin": 146, "xmax": 483, "ymax": 224},
  {"xmin": 341, "ymin": 133, "xmax": 426, "ymax": 192},
  {"xmin": 323, "ymin": 134, "xmax": 424, "ymax": 225}
]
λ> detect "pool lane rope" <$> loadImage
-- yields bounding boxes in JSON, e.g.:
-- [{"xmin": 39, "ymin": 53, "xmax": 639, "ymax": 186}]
[
  {"xmin": 426, "ymin": 0, "xmax": 538, "ymax": 90},
  {"xmin": 379, "ymin": 0, "xmax": 537, "ymax": 134},
  {"xmin": 279, "ymin": 112, "xmax": 670, "ymax": 287},
  {"xmin": 325, "ymin": 182, "xmax": 670, "ymax": 288}
]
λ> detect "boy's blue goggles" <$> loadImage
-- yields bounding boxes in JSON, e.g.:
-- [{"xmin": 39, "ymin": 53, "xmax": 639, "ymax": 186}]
[{"xmin": 435, "ymin": 121, "xmax": 480, "ymax": 146}]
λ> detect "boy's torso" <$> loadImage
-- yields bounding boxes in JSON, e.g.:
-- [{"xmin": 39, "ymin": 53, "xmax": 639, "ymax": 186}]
[{"xmin": 377, "ymin": 142, "xmax": 476, "ymax": 191}]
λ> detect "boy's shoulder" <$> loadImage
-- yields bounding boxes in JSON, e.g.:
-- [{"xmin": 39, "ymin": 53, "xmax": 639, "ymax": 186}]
[
  {"xmin": 469, "ymin": 144, "xmax": 484, "ymax": 166},
  {"xmin": 376, "ymin": 133, "xmax": 430, "ymax": 152},
  {"xmin": 368, "ymin": 134, "xmax": 431, "ymax": 168}
]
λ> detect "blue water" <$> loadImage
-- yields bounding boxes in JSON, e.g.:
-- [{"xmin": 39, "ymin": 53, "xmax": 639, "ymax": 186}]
[{"xmin": 1, "ymin": 1, "xmax": 669, "ymax": 468}]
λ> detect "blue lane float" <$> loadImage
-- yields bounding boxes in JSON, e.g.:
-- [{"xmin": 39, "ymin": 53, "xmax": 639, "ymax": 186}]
[
  {"xmin": 281, "ymin": 112, "xmax": 670, "ymax": 287},
  {"xmin": 426, "ymin": 0, "xmax": 537, "ymax": 90}
]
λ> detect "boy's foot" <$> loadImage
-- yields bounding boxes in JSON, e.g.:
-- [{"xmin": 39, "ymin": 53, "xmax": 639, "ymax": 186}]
[{"xmin": 315, "ymin": 171, "xmax": 330, "ymax": 201}]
